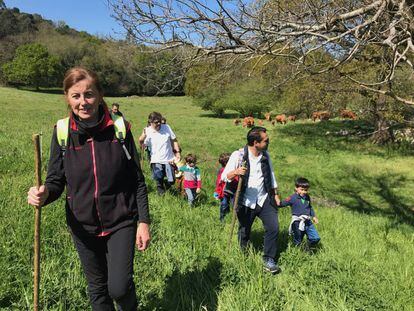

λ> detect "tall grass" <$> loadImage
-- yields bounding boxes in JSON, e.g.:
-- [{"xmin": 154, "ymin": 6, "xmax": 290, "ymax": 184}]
[{"xmin": 0, "ymin": 86, "xmax": 413, "ymax": 310}]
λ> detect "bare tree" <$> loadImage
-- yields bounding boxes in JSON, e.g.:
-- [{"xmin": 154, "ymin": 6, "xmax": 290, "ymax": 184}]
[{"xmin": 108, "ymin": 0, "xmax": 414, "ymax": 105}]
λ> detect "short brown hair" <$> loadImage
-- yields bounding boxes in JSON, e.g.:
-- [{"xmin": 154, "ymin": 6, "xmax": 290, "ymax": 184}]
[
  {"xmin": 148, "ymin": 111, "xmax": 163, "ymax": 123},
  {"xmin": 218, "ymin": 153, "xmax": 230, "ymax": 167},
  {"xmin": 185, "ymin": 153, "xmax": 197, "ymax": 164},
  {"xmin": 247, "ymin": 126, "xmax": 267, "ymax": 146}
]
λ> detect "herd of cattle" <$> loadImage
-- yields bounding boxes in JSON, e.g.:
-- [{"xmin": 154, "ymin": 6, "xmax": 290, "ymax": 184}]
[{"xmin": 234, "ymin": 109, "xmax": 357, "ymax": 127}]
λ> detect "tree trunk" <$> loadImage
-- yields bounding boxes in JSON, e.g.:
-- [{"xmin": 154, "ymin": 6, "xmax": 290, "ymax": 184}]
[{"xmin": 371, "ymin": 117, "xmax": 394, "ymax": 145}]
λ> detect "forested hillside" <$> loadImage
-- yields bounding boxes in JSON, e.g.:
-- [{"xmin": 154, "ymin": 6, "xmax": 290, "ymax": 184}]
[{"xmin": 0, "ymin": 4, "xmax": 184, "ymax": 96}]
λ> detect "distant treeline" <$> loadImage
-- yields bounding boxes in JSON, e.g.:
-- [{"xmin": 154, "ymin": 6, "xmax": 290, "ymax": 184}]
[
  {"xmin": 0, "ymin": 6, "xmax": 184, "ymax": 96},
  {"xmin": 1, "ymin": 5, "xmax": 414, "ymax": 145}
]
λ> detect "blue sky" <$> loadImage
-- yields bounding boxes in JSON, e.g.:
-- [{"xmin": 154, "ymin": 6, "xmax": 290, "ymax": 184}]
[{"xmin": 4, "ymin": 0, "xmax": 125, "ymax": 39}]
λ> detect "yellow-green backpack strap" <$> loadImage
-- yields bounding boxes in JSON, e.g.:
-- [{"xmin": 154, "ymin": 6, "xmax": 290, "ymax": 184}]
[
  {"xmin": 111, "ymin": 113, "xmax": 127, "ymax": 141},
  {"xmin": 56, "ymin": 117, "xmax": 70, "ymax": 151},
  {"xmin": 110, "ymin": 114, "xmax": 131, "ymax": 160}
]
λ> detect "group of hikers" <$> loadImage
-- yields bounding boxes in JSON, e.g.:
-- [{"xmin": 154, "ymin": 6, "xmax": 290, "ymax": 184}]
[{"xmin": 27, "ymin": 67, "xmax": 320, "ymax": 311}]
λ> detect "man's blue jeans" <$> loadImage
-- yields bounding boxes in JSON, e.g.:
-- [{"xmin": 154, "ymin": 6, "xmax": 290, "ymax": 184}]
[{"xmin": 151, "ymin": 163, "xmax": 175, "ymax": 195}]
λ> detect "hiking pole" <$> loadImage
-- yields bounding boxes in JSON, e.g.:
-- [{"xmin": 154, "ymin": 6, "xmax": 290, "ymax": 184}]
[
  {"xmin": 227, "ymin": 161, "xmax": 246, "ymax": 249},
  {"xmin": 32, "ymin": 134, "xmax": 42, "ymax": 311}
]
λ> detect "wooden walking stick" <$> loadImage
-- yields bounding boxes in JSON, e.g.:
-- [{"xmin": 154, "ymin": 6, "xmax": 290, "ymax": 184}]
[
  {"xmin": 227, "ymin": 161, "xmax": 247, "ymax": 249},
  {"xmin": 32, "ymin": 134, "xmax": 42, "ymax": 311}
]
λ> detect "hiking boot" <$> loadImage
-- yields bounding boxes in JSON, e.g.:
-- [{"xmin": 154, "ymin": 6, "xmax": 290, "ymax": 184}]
[{"xmin": 263, "ymin": 257, "xmax": 281, "ymax": 274}]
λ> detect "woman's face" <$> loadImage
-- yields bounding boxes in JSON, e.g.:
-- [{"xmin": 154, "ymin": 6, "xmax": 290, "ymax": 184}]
[{"xmin": 65, "ymin": 79, "xmax": 102, "ymax": 121}]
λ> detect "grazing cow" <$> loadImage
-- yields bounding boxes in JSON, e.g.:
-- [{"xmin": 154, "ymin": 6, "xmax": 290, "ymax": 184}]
[
  {"xmin": 311, "ymin": 111, "xmax": 319, "ymax": 122},
  {"xmin": 340, "ymin": 109, "xmax": 357, "ymax": 120},
  {"xmin": 242, "ymin": 116, "xmax": 255, "ymax": 128},
  {"xmin": 265, "ymin": 112, "xmax": 272, "ymax": 121},
  {"xmin": 275, "ymin": 114, "xmax": 287, "ymax": 125},
  {"xmin": 312, "ymin": 111, "xmax": 331, "ymax": 122},
  {"xmin": 234, "ymin": 118, "xmax": 241, "ymax": 126},
  {"xmin": 258, "ymin": 120, "xmax": 264, "ymax": 126},
  {"xmin": 287, "ymin": 115, "xmax": 296, "ymax": 122},
  {"xmin": 319, "ymin": 111, "xmax": 331, "ymax": 121}
]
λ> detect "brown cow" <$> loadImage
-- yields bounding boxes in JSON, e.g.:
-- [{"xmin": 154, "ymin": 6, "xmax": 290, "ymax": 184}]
[
  {"xmin": 287, "ymin": 115, "xmax": 296, "ymax": 122},
  {"xmin": 312, "ymin": 111, "xmax": 331, "ymax": 122},
  {"xmin": 320, "ymin": 111, "xmax": 331, "ymax": 121},
  {"xmin": 258, "ymin": 120, "xmax": 264, "ymax": 126},
  {"xmin": 234, "ymin": 118, "xmax": 241, "ymax": 126},
  {"xmin": 340, "ymin": 109, "xmax": 357, "ymax": 120},
  {"xmin": 265, "ymin": 113, "xmax": 272, "ymax": 121},
  {"xmin": 275, "ymin": 114, "xmax": 287, "ymax": 125},
  {"xmin": 311, "ymin": 111, "xmax": 320, "ymax": 122},
  {"xmin": 242, "ymin": 116, "xmax": 255, "ymax": 128}
]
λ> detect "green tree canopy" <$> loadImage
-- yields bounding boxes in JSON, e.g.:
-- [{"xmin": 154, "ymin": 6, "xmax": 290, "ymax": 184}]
[{"xmin": 2, "ymin": 43, "xmax": 61, "ymax": 89}]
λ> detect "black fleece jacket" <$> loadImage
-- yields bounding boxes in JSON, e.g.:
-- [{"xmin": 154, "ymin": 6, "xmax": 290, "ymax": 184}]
[{"xmin": 44, "ymin": 106, "xmax": 150, "ymax": 235}]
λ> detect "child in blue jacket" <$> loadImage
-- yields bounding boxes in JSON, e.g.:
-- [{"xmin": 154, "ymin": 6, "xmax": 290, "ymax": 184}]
[{"xmin": 280, "ymin": 177, "xmax": 320, "ymax": 248}]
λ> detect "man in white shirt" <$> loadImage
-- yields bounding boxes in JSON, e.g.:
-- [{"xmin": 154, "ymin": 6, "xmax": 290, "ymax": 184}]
[
  {"xmin": 139, "ymin": 112, "xmax": 181, "ymax": 195},
  {"xmin": 222, "ymin": 126, "xmax": 281, "ymax": 274}
]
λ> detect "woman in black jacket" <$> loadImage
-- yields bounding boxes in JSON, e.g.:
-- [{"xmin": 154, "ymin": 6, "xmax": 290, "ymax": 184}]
[{"xmin": 27, "ymin": 67, "xmax": 150, "ymax": 311}]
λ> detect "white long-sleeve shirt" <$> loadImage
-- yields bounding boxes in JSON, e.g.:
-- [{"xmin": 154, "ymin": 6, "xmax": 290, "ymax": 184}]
[{"xmin": 221, "ymin": 148, "xmax": 277, "ymax": 209}]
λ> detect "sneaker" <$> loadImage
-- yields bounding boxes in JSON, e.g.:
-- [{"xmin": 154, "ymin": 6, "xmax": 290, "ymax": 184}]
[{"xmin": 263, "ymin": 257, "xmax": 281, "ymax": 274}]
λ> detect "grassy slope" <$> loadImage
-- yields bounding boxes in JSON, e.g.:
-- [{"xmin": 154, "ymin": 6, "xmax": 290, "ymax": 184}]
[{"xmin": 0, "ymin": 86, "xmax": 413, "ymax": 310}]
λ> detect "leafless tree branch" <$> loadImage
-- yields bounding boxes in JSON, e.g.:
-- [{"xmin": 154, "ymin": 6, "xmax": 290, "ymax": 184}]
[{"xmin": 109, "ymin": 0, "xmax": 414, "ymax": 104}]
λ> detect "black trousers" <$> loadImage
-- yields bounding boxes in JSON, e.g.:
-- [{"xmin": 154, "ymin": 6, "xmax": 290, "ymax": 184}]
[
  {"xmin": 71, "ymin": 224, "xmax": 138, "ymax": 311},
  {"xmin": 237, "ymin": 196, "xmax": 279, "ymax": 259}
]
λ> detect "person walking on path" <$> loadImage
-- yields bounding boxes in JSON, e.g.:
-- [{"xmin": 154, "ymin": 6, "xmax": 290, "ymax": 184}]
[
  {"xmin": 27, "ymin": 67, "xmax": 150, "ymax": 310},
  {"xmin": 179, "ymin": 153, "xmax": 202, "ymax": 206},
  {"xmin": 221, "ymin": 126, "xmax": 281, "ymax": 274},
  {"xmin": 139, "ymin": 112, "xmax": 181, "ymax": 195},
  {"xmin": 214, "ymin": 152, "xmax": 236, "ymax": 222},
  {"xmin": 279, "ymin": 177, "xmax": 321, "ymax": 251}
]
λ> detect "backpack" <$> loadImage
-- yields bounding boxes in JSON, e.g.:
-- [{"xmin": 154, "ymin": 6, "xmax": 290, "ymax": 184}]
[{"xmin": 56, "ymin": 113, "xmax": 131, "ymax": 160}]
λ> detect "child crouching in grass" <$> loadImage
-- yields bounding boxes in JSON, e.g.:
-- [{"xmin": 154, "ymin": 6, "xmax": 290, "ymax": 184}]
[
  {"xmin": 179, "ymin": 154, "xmax": 202, "ymax": 206},
  {"xmin": 279, "ymin": 177, "xmax": 321, "ymax": 250}
]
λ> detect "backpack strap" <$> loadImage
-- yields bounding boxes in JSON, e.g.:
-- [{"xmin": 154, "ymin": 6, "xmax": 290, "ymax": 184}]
[
  {"xmin": 56, "ymin": 114, "xmax": 132, "ymax": 160},
  {"xmin": 111, "ymin": 113, "xmax": 126, "ymax": 141},
  {"xmin": 110, "ymin": 113, "xmax": 132, "ymax": 160},
  {"xmin": 237, "ymin": 147, "xmax": 245, "ymax": 167},
  {"xmin": 56, "ymin": 117, "xmax": 70, "ymax": 156}
]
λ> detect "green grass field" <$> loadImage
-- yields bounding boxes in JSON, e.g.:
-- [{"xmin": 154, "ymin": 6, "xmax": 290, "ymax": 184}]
[{"xmin": 1, "ymin": 86, "xmax": 414, "ymax": 310}]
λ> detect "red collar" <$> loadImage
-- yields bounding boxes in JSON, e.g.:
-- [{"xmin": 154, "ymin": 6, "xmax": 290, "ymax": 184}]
[{"xmin": 70, "ymin": 105, "xmax": 114, "ymax": 131}]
